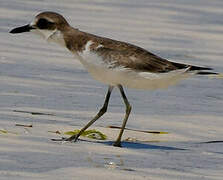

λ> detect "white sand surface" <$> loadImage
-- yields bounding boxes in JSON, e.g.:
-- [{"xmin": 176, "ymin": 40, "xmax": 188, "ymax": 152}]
[{"xmin": 0, "ymin": 0, "xmax": 223, "ymax": 179}]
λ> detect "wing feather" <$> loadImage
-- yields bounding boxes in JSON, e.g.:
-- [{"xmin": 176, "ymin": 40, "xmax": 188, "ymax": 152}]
[{"xmin": 84, "ymin": 32, "xmax": 213, "ymax": 74}]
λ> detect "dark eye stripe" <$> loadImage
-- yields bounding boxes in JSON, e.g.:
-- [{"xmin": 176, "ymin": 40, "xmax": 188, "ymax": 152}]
[{"xmin": 36, "ymin": 18, "xmax": 55, "ymax": 29}]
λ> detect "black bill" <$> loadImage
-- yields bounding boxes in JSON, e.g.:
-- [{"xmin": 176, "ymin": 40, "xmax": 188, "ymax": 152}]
[{"xmin": 10, "ymin": 24, "xmax": 35, "ymax": 34}]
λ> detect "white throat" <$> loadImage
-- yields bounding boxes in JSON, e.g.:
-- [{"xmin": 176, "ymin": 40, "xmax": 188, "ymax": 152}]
[{"xmin": 31, "ymin": 28, "xmax": 66, "ymax": 47}]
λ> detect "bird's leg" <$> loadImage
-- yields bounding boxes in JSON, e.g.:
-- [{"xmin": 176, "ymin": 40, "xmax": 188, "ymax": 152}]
[
  {"xmin": 113, "ymin": 85, "xmax": 132, "ymax": 147},
  {"xmin": 65, "ymin": 85, "xmax": 114, "ymax": 142}
]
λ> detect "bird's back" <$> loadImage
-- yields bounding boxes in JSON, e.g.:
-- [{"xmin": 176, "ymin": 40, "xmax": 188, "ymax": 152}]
[{"xmin": 65, "ymin": 28, "xmax": 212, "ymax": 75}]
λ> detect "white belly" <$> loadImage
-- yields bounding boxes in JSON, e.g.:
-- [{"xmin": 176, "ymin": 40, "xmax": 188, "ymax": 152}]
[{"xmin": 75, "ymin": 51, "xmax": 192, "ymax": 90}]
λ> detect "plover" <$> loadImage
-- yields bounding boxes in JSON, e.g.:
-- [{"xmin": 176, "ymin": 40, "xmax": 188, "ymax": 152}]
[{"xmin": 10, "ymin": 12, "xmax": 218, "ymax": 147}]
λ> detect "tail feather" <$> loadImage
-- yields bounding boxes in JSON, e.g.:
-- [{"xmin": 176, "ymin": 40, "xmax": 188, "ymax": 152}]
[
  {"xmin": 189, "ymin": 65, "xmax": 213, "ymax": 71},
  {"xmin": 171, "ymin": 61, "xmax": 220, "ymax": 77},
  {"xmin": 196, "ymin": 71, "xmax": 219, "ymax": 75},
  {"xmin": 187, "ymin": 65, "xmax": 219, "ymax": 75},
  {"xmin": 189, "ymin": 65, "xmax": 223, "ymax": 78},
  {"xmin": 172, "ymin": 62, "xmax": 213, "ymax": 72}
]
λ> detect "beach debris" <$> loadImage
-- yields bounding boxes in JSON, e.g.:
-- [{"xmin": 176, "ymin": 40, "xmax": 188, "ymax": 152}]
[
  {"xmin": 64, "ymin": 129, "xmax": 107, "ymax": 140},
  {"xmin": 0, "ymin": 129, "xmax": 8, "ymax": 134},
  {"xmin": 15, "ymin": 124, "xmax": 33, "ymax": 128},
  {"xmin": 0, "ymin": 129, "xmax": 18, "ymax": 135},
  {"xmin": 105, "ymin": 161, "xmax": 117, "ymax": 169},
  {"xmin": 125, "ymin": 137, "xmax": 161, "ymax": 143},
  {"xmin": 107, "ymin": 125, "xmax": 168, "ymax": 134},
  {"xmin": 124, "ymin": 137, "xmax": 138, "ymax": 142},
  {"xmin": 201, "ymin": 140, "xmax": 223, "ymax": 144},
  {"xmin": 87, "ymin": 153, "xmax": 135, "ymax": 172},
  {"xmin": 48, "ymin": 130, "xmax": 62, "ymax": 134},
  {"xmin": 24, "ymin": 128, "xmax": 31, "ymax": 134},
  {"xmin": 13, "ymin": 110, "xmax": 54, "ymax": 116}
]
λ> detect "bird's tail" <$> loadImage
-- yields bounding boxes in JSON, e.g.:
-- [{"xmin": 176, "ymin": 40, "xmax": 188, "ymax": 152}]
[{"xmin": 187, "ymin": 65, "xmax": 223, "ymax": 78}]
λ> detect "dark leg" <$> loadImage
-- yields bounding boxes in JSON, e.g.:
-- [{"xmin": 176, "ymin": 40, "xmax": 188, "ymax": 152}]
[
  {"xmin": 113, "ymin": 85, "xmax": 132, "ymax": 147},
  {"xmin": 66, "ymin": 85, "xmax": 114, "ymax": 141}
]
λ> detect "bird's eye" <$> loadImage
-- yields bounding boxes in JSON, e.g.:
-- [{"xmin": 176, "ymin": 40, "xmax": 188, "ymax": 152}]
[{"xmin": 36, "ymin": 18, "xmax": 54, "ymax": 29}]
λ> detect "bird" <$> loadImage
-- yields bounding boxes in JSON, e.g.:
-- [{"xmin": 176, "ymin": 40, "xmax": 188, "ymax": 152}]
[{"xmin": 10, "ymin": 11, "xmax": 219, "ymax": 147}]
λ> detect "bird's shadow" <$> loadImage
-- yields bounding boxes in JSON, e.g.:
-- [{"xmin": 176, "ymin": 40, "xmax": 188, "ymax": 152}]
[
  {"xmin": 108, "ymin": 141, "xmax": 185, "ymax": 150},
  {"xmin": 83, "ymin": 140, "xmax": 186, "ymax": 150}
]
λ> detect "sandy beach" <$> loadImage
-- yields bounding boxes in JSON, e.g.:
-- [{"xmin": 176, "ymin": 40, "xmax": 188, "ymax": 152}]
[{"xmin": 1, "ymin": 0, "xmax": 223, "ymax": 179}]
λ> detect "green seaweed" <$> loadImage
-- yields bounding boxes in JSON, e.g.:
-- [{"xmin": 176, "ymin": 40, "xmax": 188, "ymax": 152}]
[
  {"xmin": 0, "ymin": 129, "xmax": 18, "ymax": 135},
  {"xmin": 0, "ymin": 130, "xmax": 8, "ymax": 134},
  {"xmin": 64, "ymin": 129, "xmax": 107, "ymax": 140}
]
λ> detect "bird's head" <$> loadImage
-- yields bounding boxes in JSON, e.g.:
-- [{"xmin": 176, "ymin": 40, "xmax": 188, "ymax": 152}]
[{"xmin": 10, "ymin": 11, "xmax": 69, "ymax": 45}]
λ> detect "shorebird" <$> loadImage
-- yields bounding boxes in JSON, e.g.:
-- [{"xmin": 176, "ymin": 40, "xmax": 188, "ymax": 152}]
[{"xmin": 10, "ymin": 12, "xmax": 218, "ymax": 147}]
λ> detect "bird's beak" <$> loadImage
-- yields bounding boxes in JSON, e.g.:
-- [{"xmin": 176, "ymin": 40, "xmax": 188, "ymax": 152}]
[{"xmin": 10, "ymin": 24, "xmax": 35, "ymax": 34}]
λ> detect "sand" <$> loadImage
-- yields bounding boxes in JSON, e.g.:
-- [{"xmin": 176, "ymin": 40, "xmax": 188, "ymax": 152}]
[{"xmin": 0, "ymin": 0, "xmax": 223, "ymax": 179}]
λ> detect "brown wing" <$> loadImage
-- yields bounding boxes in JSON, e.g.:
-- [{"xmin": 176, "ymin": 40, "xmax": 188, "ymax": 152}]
[
  {"xmin": 80, "ymin": 31, "xmax": 212, "ymax": 73},
  {"xmin": 92, "ymin": 38, "xmax": 188, "ymax": 73}
]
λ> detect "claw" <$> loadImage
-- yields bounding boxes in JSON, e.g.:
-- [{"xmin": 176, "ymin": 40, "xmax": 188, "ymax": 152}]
[
  {"xmin": 113, "ymin": 141, "xmax": 122, "ymax": 147},
  {"xmin": 51, "ymin": 135, "xmax": 79, "ymax": 142},
  {"xmin": 65, "ymin": 134, "xmax": 79, "ymax": 141}
]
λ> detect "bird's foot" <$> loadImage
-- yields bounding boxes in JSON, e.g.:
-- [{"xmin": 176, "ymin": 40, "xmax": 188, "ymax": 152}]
[
  {"xmin": 113, "ymin": 141, "xmax": 122, "ymax": 147},
  {"xmin": 51, "ymin": 135, "xmax": 79, "ymax": 142}
]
